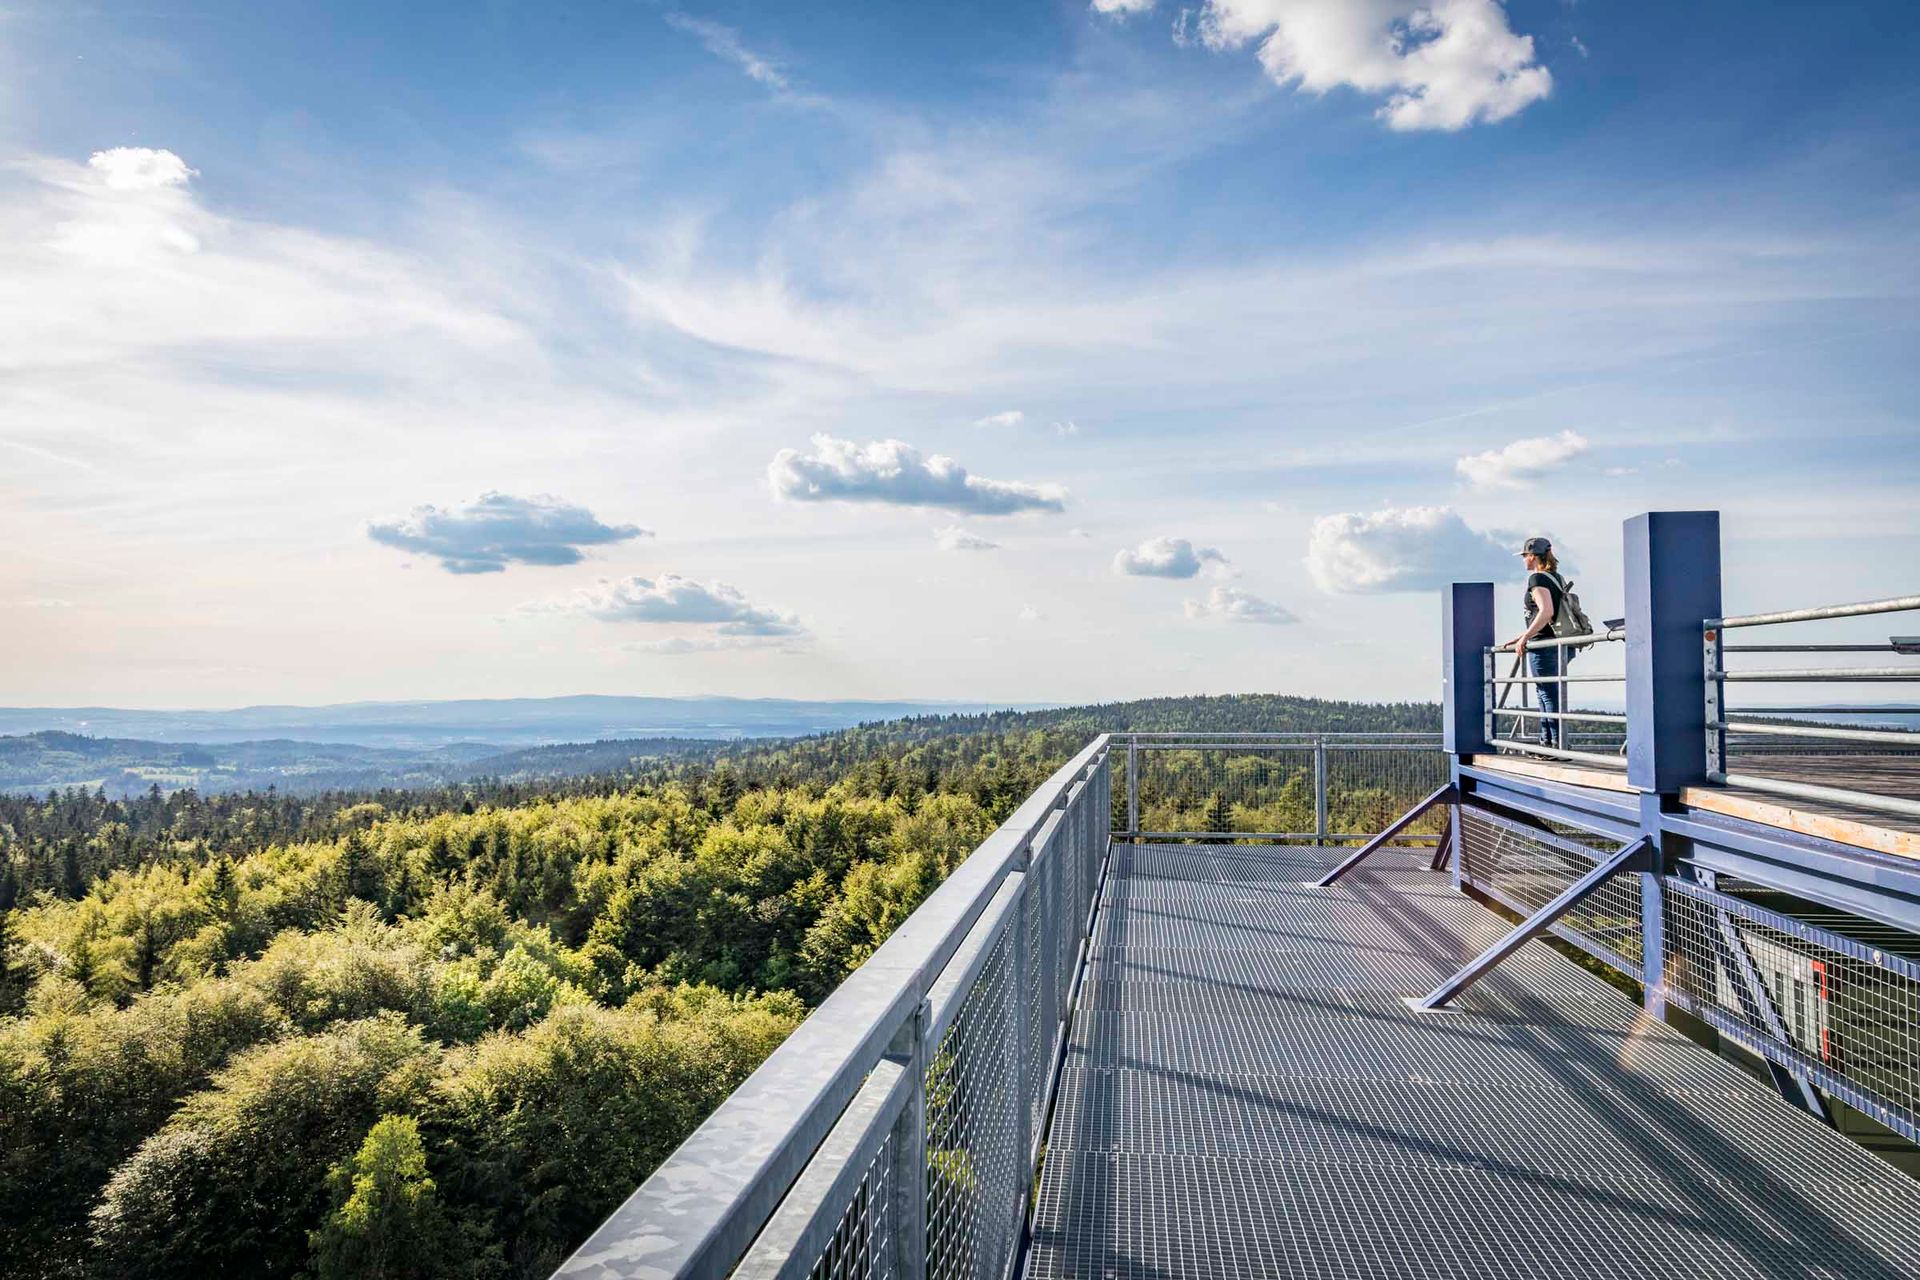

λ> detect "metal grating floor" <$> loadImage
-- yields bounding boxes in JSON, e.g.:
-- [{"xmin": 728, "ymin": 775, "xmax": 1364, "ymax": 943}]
[{"xmin": 1025, "ymin": 843, "xmax": 1920, "ymax": 1280}]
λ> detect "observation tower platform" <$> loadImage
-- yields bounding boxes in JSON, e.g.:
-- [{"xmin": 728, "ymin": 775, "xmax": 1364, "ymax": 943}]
[{"xmin": 1027, "ymin": 837, "xmax": 1920, "ymax": 1279}]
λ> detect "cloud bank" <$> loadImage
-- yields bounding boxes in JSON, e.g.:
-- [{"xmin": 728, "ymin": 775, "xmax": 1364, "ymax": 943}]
[
  {"xmin": 1116, "ymin": 0, "xmax": 1551, "ymax": 131},
  {"xmin": 534, "ymin": 573, "xmax": 805, "ymax": 637},
  {"xmin": 1455, "ymin": 429, "xmax": 1588, "ymax": 489},
  {"xmin": 1306, "ymin": 505, "xmax": 1509, "ymax": 593},
  {"xmin": 1184, "ymin": 584, "xmax": 1299, "ymax": 624},
  {"xmin": 1113, "ymin": 536, "xmax": 1229, "ymax": 579},
  {"xmin": 769, "ymin": 434, "xmax": 1067, "ymax": 515},
  {"xmin": 367, "ymin": 493, "xmax": 647, "ymax": 574}
]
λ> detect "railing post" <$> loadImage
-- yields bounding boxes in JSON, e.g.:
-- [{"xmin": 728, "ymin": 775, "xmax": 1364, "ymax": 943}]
[
  {"xmin": 1624, "ymin": 510, "xmax": 1722, "ymax": 1020},
  {"xmin": 1125, "ymin": 737, "xmax": 1138, "ymax": 840},
  {"xmin": 1445, "ymin": 583, "xmax": 1496, "ymax": 759},
  {"xmin": 891, "ymin": 1002, "xmax": 929, "ymax": 1280},
  {"xmin": 1313, "ymin": 738, "xmax": 1328, "ymax": 847},
  {"xmin": 1445, "ymin": 583, "xmax": 1495, "ymax": 891}
]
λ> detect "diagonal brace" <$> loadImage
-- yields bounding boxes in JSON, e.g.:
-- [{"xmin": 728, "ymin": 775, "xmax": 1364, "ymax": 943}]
[
  {"xmin": 1314, "ymin": 784, "xmax": 1457, "ymax": 887},
  {"xmin": 1709, "ymin": 910, "xmax": 1834, "ymax": 1124},
  {"xmin": 1413, "ymin": 836, "xmax": 1650, "ymax": 1010},
  {"xmin": 1428, "ymin": 807, "xmax": 1455, "ymax": 873}
]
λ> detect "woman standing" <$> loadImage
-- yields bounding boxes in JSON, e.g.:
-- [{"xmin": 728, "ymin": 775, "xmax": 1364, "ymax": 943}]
[{"xmin": 1504, "ymin": 536, "xmax": 1568, "ymax": 749}]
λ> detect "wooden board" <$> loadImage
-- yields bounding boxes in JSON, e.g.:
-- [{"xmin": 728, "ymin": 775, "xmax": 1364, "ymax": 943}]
[
  {"xmin": 1680, "ymin": 785, "xmax": 1920, "ymax": 862},
  {"xmin": 1460, "ymin": 754, "xmax": 1638, "ymax": 795}
]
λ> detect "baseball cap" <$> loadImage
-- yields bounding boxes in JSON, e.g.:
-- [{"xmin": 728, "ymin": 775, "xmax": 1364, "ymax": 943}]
[{"xmin": 1516, "ymin": 536, "xmax": 1552, "ymax": 557}]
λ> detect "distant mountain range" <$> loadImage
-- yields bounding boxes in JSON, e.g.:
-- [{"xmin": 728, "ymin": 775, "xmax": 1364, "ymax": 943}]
[
  {"xmin": 0, "ymin": 695, "xmax": 1049, "ymax": 797},
  {"xmin": 0, "ymin": 695, "xmax": 1034, "ymax": 749}
]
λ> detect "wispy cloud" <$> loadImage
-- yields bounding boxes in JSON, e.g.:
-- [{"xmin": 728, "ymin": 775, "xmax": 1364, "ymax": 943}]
[
  {"xmin": 935, "ymin": 525, "xmax": 1000, "ymax": 551},
  {"xmin": 973, "ymin": 409, "xmax": 1026, "ymax": 428},
  {"xmin": 368, "ymin": 492, "xmax": 647, "ymax": 574},
  {"xmin": 530, "ymin": 573, "xmax": 805, "ymax": 637},
  {"xmin": 664, "ymin": 12, "xmax": 815, "ymax": 102},
  {"xmin": 769, "ymin": 435, "xmax": 1068, "ymax": 515},
  {"xmin": 1184, "ymin": 584, "xmax": 1298, "ymax": 625}
]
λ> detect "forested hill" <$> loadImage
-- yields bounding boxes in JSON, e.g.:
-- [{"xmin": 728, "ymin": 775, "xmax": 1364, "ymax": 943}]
[{"xmin": 0, "ymin": 692, "xmax": 1435, "ymax": 1280}]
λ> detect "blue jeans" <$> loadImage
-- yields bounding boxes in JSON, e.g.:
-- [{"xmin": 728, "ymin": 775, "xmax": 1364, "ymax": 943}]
[{"xmin": 1528, "ymin": 646, "xmax": 1564, "ymax": 747}]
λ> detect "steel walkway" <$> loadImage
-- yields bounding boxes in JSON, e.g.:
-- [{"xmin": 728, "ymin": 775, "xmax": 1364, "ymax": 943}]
[{"xmin": 1026, "ymin": 841, "xmax": 1920, "ymax": 1280}]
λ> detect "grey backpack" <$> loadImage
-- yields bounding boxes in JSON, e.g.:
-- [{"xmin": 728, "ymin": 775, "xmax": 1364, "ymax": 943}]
[{"xmin": 1545, "ymin": 571, "xmax": 1595, "ymax": 641}]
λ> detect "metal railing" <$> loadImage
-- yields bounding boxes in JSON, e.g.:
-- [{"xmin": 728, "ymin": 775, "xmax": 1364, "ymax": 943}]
[
  {"xmin": 1111, "ymin": 731, "xmax": 1446, "ymax": 844},
  {"xmin": 1483, "ymin": 626, "xmax": 1631, "ymax": 768},
  {"xmin": 555, "ymin": 738, "xmax": 1111, "ymax": 1280},
  {"xmin": 1705, "ymin": 594, "xmax": 1920, "ymax": 820}
]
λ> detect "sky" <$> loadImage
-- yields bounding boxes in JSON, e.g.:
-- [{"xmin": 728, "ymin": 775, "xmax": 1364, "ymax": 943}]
[{"xmin": 2, "ymin": 0, "xmax": 1916, "ymax": 710}]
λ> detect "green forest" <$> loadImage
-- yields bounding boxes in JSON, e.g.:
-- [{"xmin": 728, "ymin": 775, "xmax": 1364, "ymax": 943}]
[{"xmin": 0, "ymin": 695, "xmax": 1438, "ymax": 1279}]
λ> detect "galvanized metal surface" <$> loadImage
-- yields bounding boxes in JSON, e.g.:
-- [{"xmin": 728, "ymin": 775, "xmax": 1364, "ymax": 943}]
[
  {"xmin": 1713, "ymin": 594, "xmax": 1920, "ymax": 630},
  {"xmin": 1026, "ymin": 841, "xmax": 1920, "ymax": 1280}
]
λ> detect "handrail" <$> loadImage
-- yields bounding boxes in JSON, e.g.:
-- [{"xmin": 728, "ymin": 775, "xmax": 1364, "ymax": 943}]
[
  {"xmin": 1485, "ymin": 627, "xmax": 1627, "ymax": 653},
  {"xmin": 553, "ymin": 736, "xmax": 1110, "ymax": 1280},
  {"xmin": 1711, "ymin": 594, "xmax": 1920, "ymax": 629}
]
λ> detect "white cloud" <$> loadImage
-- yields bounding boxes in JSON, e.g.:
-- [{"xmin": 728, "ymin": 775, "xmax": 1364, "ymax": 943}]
[
  {"xmin": 1053, "ymin": 419, "xmax": 1081, "ymax": 436},
  {"xmin": 1193, "ymin": 0, "xmax": 1552, "ymax": 131},
  {"xmin": 532, "ymin": 573, "xmax": 805, "ymax": 637},
  {"xmin": 935, "ymin": 525, "xmax": 1000, "ymax": 551},
  {"xmin": 368, "ymin": 492, "xmax": 647, "ymax": 574},
  {"xmin": 768, "ymin": 434, "xmax": 1068, "ymax": 515},
  {"xmin": 87, "ymin": 148, "xmax": 196, "ymax": 191},
  {"xmin": 1092, "ymin": 0, "xmax": 1159, "ymax": 14},
  {"xmin": 1113, "ymin": 536, "xmax": 1229, "ymax": 579},
  {"xmin": 1455, "ymin": 428, "xmax": 1589, "ymax": 489},
  {"xmin": 1184, "ymin": 584, "xmax": 1299, "ymax": 624},
  {"xmin": 973, "ymin": 409, "xmax": 1025, "ymax": 428},
  {"xmin": 1017, "ymin": 604, "xmax": 1045, "ymax": 622},
  {"xmin": 1306, "ymin": 505, "xmax": 1510, "ymax": 593}
]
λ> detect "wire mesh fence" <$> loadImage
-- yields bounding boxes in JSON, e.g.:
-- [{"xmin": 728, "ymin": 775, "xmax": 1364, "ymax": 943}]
[
  {"xmin": 806, "ymin": 1127, "xmax": 896, "ymax": 1280},
  {"xmin": 1112, "ymin": 734, "xmax": 1446, "ymax": 844},
  {"xmin": 1661, "ymin": 877, "xmax": 1920, "ymax": 1144},
  {"xmin": 1456, "ymin": 806, "xmax": 1642, "ymax": 976},
  {"xmin": 926, "ymin": 920, "xmax": 1024, "ymax": 1280}
]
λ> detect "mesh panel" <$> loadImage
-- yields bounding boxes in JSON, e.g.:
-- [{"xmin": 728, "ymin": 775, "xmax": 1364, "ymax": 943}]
[
  {"xmin": 1457, "ymin": 807, "xmax": 1642, "ymax": 975},
  {"xmin": 926, "ymin": 910, "xmax": 1024, "ymax": 1280},
  {"xmin": 1125, "ymin": 739, "xmax": 1444, "ymax": 844},
  {"xmin": 805, "ymin": 1126, "xmax": 896, "ymax": 1280},
  {"xmin": 1662, "ymin": 878, "xmax": 1920, "ymax": 1142}
]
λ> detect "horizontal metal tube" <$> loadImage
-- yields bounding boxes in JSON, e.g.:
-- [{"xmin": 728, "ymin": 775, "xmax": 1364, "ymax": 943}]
[
  {"xmin": 1492, "ymin": 708, "xmax": 1628, "ymax": 724},
  {"xmin": 1491, "ymin": 674, "xmax": 1627, "ymax": 685},
  {"xmin": 1135, "ymin": 831, "xmax": 1439, "ymax": 843},
  {"xmin": 1710, "ymin": 770, "xmax": 1920, "ymax": 821},
  {"xmin": 1713, "ymin": 668, "xmax": 1920, "ymax": 682},
  {"xmin": 1721, "ymin": 705, "xmax": 1920, "ymax": 715},
  {"xmin": 1712, "ymin": 594, "xmax": 1920, "ymax": 629},
  {"xmin": 1719, "ymin": 644, "xmax": 1900, "ymax": 654},
  {"xmin": 1489, "ymin": 739, "xmax": 1628, "ymax": 768},
  {"xmin": 1483, "ymin": 628, "xmax": 1626, "ymax": 653},
  {"xmin": 1113, "ymin": 731, "xmax": 1438, "ymax": 739},
  {"xmin": 1133, "ymin": 742, "xmax": 1440, "ymax": 752},
  {"xmin": 1716, "ymin": 720, "xmax": 1920, "ymax": 746}
]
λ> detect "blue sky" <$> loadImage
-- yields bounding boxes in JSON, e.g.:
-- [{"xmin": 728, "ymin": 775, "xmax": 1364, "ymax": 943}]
[{"xmin": 2, "ymin": 0, "xmax": 1916, "ymax": 708}]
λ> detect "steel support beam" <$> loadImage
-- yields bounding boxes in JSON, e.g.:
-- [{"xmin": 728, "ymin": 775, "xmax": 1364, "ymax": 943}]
[
  {"xmin": 1702, "ymin": 895, "xmax": 1833, "ymax": 1124},
  {"xmin": 1413, "ymin": 837, "xmax": 1650, "ymax": 1010},
  {"xmin": 1312, "ymin": 784, "xmax": 1456, "ymax": 887}
]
